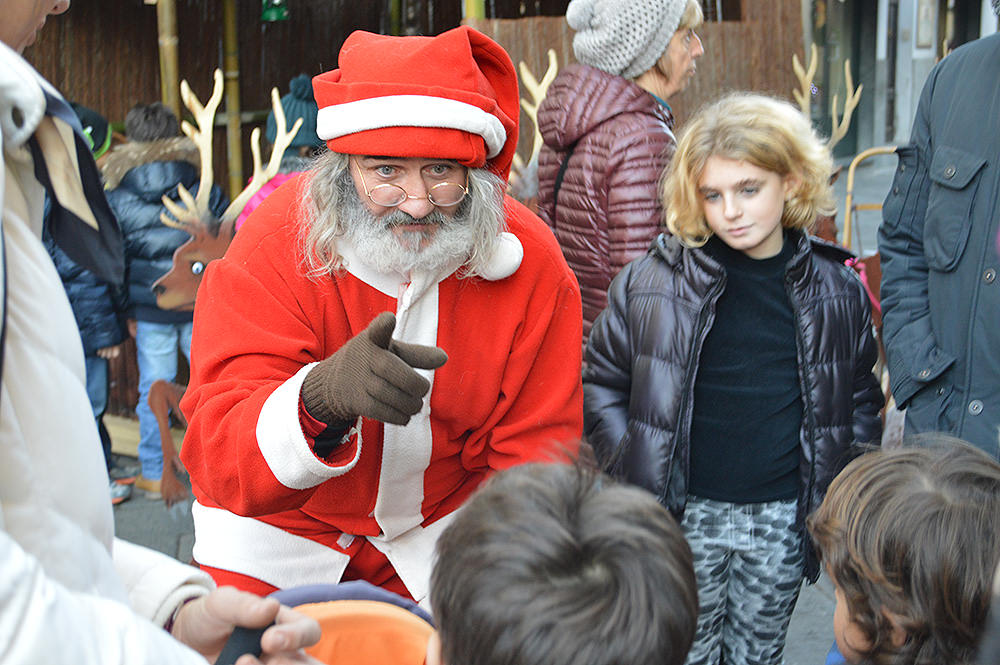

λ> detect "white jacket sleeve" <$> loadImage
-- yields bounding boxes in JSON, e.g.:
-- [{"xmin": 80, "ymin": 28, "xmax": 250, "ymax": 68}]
[
  {"xmin": 113, "ymin": 538, "xmax": 214, "ymax": 628},
  {"xmin": 0, "ymin": 530, "xmax": 210, "ymax": 665}
]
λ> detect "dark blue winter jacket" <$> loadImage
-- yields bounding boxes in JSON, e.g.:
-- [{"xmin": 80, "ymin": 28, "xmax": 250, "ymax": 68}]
[
  {"xmin": 43, "ymin": 216, "xmax": 126, "ymax": 355},
  {"xmin": 102, "ymin": 138, "xmax": 227, "ymax": 323}
]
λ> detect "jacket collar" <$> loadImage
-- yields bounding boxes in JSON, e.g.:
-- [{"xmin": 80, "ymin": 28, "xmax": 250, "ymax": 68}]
[
  {"xmin": 100, "ymin": 137, "xmax": 200, "ymax": 189},
  {"xmin": 540, "ymin": 64, "xmax": 674, "ymax": 150},
  {"xmin": 653, "ymin": 228, "xmax": 845, "ymax": 282}
]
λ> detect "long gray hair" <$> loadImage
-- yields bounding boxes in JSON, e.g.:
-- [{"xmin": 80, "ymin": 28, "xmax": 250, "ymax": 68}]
[{"xmin": 299, "ymin": 151, "xmax": 507, "ymax": 279}]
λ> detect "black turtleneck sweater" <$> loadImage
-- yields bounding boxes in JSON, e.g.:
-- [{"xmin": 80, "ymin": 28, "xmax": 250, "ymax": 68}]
[{"xmin": 687, "ymin": 234, "xmax": 802, "ymax": 503}]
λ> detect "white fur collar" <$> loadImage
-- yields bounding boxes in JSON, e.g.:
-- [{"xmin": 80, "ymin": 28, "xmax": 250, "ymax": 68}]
[{"xmin": 337, "ymin": 230, "xmax": 524, "ymax": 297}]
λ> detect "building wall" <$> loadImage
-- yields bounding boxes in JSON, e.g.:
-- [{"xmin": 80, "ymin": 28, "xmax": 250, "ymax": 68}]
[
  {"xmin": 890, "ymin": 0, "xmax": 940, "ymax": 144},
  {"xmin": 812, "ymin": 0, "xmax": 998, "ymax": 153},
  {"xmin": 871, "ymin": 0, "xmax": 998, "ymax": 147}
]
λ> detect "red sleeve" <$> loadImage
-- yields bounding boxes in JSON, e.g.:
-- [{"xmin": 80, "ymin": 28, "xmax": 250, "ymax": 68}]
[{"xmin": 179, "ymin": 188, "xmax": 364, "ymax": 516}]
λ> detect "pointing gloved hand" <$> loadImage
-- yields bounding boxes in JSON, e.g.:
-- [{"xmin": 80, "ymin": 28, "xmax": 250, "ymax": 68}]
[{"xmin": 301, "ymin": 311, "xmax": 448, "ymax": 427}]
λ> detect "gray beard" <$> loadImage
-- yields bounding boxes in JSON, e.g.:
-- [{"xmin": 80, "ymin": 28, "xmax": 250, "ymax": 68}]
[{"xmin": 338, "ymin": 175, "xmax": 480, "ymax": 276}]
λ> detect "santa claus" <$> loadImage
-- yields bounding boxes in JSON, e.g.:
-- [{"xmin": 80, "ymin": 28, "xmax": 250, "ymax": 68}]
[{"xmin": 179, "ymin": 26, "xmax": 583, "ymax": 608}]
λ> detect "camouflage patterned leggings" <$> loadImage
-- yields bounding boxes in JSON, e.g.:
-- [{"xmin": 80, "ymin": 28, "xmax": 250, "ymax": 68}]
[{"xmin": 681, "ymin": 495, "xmax": 804, "ymax": 665}]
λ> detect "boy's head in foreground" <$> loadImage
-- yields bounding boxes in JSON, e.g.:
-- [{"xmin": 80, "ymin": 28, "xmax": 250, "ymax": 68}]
[
  {"xmin": 429, "ymin": 461, "xmax": 698, "ymax": 665},
  {"xmin": 808, "ymin": 440, "xmax": 1000, "ymax": 665}
]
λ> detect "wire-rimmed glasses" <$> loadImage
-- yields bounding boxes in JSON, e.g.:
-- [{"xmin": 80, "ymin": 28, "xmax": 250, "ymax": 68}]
[{"xmin": 354, "ymin": 161, "xmax": 469, "ymax": 208}]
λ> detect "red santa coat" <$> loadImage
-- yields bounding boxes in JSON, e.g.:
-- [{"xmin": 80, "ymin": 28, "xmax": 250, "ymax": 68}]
[{"xmin": 179, "ymin": 177, "xmax": 583, "ymax": 604}]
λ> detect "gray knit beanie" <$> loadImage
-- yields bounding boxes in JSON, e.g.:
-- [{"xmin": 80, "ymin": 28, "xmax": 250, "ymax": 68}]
[{"xmin": 567, "ymin": 0, "xmax": 687, "ymax": 79}]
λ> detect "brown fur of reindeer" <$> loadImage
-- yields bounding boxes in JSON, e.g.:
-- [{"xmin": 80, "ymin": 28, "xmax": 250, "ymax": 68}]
[{"xmin": 147, "ymin": 70, "xmax": 302, "ymax": 503}]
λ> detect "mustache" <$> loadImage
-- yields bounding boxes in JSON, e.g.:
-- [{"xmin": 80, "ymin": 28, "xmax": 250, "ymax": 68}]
[{"xmin": 382, "ymin": 209, "xmax": 453, "ymax": 228}]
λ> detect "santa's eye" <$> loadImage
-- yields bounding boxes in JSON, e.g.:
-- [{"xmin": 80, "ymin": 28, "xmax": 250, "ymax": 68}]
[{"xmin": 190, "ymin": 261, "xmax": 205, "ymax": 276}]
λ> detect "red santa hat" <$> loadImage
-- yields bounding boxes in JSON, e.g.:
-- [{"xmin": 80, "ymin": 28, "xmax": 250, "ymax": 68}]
[{"xmin": 313, "ymin": 26, "xmax": 520, "ymax": 180}]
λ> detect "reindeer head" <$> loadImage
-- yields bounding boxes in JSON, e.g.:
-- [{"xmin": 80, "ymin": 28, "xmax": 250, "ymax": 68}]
[
  {"xmin": 152, "ymin": 69, "xmax": 302, "ymax": 311},
  {"xmin": 152, "ymin": 216, "xmax": 234, "ymax": 311}
]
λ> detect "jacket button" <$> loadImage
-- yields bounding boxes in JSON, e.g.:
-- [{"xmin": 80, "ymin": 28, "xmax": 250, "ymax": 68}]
[
  {"xmin": 892, "ymin": 186, "xmax": 900, "ymax": 195},
  {"xmin": 943, "ymin": 165, "xmax": 956, "ymax": 178},
  {"xmin": 918, "ymin": 369, "xmax": 931, "ymax": 379},
  {"xmin": 969, "ymin": 400, "xmax": 984, "ymax": 416},
  {"xmin": 984, "ymin": 269, "xmax": 996, "ymax": 283},
  {"xmin": 899, "ymin": 164, "xmax": 906, "ymax": 172}
]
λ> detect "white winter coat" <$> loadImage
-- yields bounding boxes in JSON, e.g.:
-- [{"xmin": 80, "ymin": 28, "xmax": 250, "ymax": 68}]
[{"xmin": 0, "ymin": 40, "xmax": 213, "ymax": 664}]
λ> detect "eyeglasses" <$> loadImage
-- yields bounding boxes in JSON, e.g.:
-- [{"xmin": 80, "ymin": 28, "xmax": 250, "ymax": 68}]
[{"xmin": 354, "ymin": 161, "xmax": 469, "ymax": 208}]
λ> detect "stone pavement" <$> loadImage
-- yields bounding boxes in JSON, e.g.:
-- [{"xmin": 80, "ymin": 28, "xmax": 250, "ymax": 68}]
[{"xmin": 110, "ymin": 151, "xmax": 899, "ymax": 665}]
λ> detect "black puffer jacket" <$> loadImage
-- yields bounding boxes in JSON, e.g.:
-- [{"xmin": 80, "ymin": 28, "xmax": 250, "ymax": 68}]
[
  {"xmin": 43, "ymin": 221, "xmax": 126, "ymax": 355},
  {"xmin": 537, "ymin": 63, "xmax": 675, "ymax": 346},
  {"xmin": 584, "ymin": 232, "xmax": 883, "ymax": 580},
  {"xmin": 102, "ymin": 138, "xmax": 227, "ymax": 323}
]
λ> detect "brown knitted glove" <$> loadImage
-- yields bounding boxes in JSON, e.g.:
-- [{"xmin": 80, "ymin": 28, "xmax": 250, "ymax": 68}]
[{"xmin": 301, "ymin": 311, "xmax": 448, "ymax": 427}]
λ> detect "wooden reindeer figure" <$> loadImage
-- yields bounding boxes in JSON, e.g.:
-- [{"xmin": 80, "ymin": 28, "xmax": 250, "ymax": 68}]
[
  {"xmin": 508, "ymin": 48, "xmax": 558, "ymax": 211},
  {"xmin": 148, "ymin": 69, "xmax": 302, "ymax": 505},
  {"xmin": 792, "ymin": 43, "xmax": 863, "ymax": 244}
]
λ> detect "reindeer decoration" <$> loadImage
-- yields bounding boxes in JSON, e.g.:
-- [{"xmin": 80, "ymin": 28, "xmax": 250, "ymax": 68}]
[
  {"xmin": 792, "ymin": 43, "xmax": 863, "ymax": 244},
  {"xmin": 152, "ymin": 69, "xmax": 302, "ymax": 310},
  {"xmin": 792, "ymin": 43, "xmax": 863, "ymax": 154},
  {"xmin": 148, "ymin": 69, "xmax": 301, "ymax": 505},
  {"xmin": 507, "ymin": 48, "xmax": 558, "ymax": 210}
]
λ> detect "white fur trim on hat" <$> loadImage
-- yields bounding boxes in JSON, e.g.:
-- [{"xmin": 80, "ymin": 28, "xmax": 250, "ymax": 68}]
[
  {"xmin": 316, "ymin": 94, "xmax": 507, "ymax": 159},
  {"xmin": 567, "ymin": 0, "xmax": 687, "ymax": 79}
]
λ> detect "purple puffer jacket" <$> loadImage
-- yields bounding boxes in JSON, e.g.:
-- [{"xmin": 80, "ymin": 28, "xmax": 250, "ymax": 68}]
[{"xmin": 537, "ymin": 63, "xmax": 676, "ymax": 347}]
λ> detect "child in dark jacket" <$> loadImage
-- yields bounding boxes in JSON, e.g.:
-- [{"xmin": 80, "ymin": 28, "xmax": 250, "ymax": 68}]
[{"xmin": 583, "ymin": 92, "xmax": 883, "ymax": 665}]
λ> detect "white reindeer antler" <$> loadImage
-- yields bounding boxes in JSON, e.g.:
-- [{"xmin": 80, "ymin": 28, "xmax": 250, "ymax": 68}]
[
  {"xmin": 517, "ymin": 49, "xmax": 559, "ymax": 169},
  {"xmin": 827, "ymin": 59, "xmax": 863, "ymax": 150},
  {"xmin": 159, "ymin": 69, "xmax": 224, "ymax": 228},
  {"xmin": 221, "ymin": 86, "xmax": 302, "ymax": 223},
  {"xmin": 792, "ymin": 43, "xmax": 818, "ymax": 117}
]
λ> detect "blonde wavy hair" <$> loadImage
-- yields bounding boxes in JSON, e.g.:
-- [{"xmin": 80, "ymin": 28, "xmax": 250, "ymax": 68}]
[{"xmin": 662, "ymin": 92, "xmax": 835, "ymax": 247}]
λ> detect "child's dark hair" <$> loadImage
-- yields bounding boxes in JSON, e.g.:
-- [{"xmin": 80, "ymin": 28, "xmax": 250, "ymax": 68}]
[
  {"xmin": 808, "ymin": 438, "xmax": 1000, "ymax": 665},
  {"xmin": 124, "ymin": 102, "xmax": 179, "ymax": 142},
  {"xmin": 430, "ymin": 461, "xmax": 698, "ymax": 665}
]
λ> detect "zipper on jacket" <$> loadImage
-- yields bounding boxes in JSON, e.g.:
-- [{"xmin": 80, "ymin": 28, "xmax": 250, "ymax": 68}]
[
  {"xmin": 666, "ymin": 272, "xmax": 726, "ymax": 510},
  {"xmin": 784, "ymin": 273, "xmax": 818, "ymax": 523}
]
